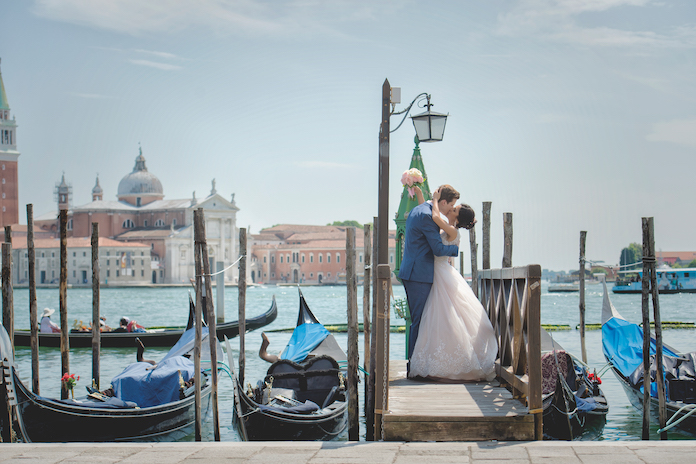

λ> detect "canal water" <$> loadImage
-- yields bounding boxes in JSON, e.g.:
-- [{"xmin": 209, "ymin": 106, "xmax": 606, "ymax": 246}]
[{"xmin": 8, "ymin": 282, "xmax": 696, "ymax": 441}]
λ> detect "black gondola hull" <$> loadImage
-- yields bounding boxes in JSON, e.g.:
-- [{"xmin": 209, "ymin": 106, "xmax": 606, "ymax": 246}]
[
  {"xmin": 13, "ymin": 298, "xmax": 277, "ymax": 348},
  {"xmin": 609, "ymin": 364, "xmax": 696, "ymax": 436},
  {"xmin": 14, "ymin": 369, "xmax": 212, "ymax": 442},
  {"xmin": 235, "ymin": 378, "xmax": 347, "ymax": 441}
]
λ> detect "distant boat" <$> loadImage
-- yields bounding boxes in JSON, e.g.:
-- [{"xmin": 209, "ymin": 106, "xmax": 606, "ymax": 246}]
[
  {"xmin": 613, "ymin": 267, "xmax": 696, "ymax": 294},
  {"xmin": 13, "ymin": 296, "xmax": 278, "ymax": 348},
  {"xmin": 548, "ymin": 283, "xmax": 579, "ymax": 293}
]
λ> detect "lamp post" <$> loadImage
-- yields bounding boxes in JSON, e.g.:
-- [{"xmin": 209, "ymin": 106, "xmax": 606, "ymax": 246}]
[{"xmin": 373, "ymin": 79, "xmax": 448, "ymax": 441}]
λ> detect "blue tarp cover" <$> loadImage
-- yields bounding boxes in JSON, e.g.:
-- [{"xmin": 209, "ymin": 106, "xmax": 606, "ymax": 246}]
[
  {"xmin": 602, "ymin": 317, "xmax": 678, "ymax": 379},
  {"xmin": 280, "ymin": 323, "xmax": 329, "ymax": 363},
  {"xmin": 111, "ymin": 356, "xmax": 195, "ymax": 408}
]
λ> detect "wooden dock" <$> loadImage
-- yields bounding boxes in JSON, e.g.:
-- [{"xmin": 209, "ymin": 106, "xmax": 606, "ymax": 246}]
[{"xmin": 382, "ymin": 360, "xmax": 536, "ymax": 441}]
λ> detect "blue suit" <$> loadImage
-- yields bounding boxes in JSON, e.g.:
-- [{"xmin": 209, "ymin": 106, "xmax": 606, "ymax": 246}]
[{"xmin": 398, "ymin": 202, "xmax": 459, "ymax": 364}]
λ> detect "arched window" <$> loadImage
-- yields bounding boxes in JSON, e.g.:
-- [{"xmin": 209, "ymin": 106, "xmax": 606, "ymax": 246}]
[
  {"xmin": 154, "ymin": 219, "xmax": 165, "ymax": 227},
  {"xmin": 172, "ymin": 219, "xmax": 177, "ymax": 226},
  {"xmin": 327, "ymin": 254, "xmax": 331, "ymax": 263},
  {"xmin": 336, "ymin": 253, "xmax": 340, "ymax": 263},
  {"xmin": 67, "ymin": 219, "xmax": 73, "ymax": 231},
  {"xmin": 319, "ymin": 254, "xmax": 323, "ymax": 263},
  {"xmin": 122, "ymin": 219, "xmax": 135, "ymax": 229},
  {"xmin": 280, "ymin": 255, "xmax": 284, "ymax": 263},
  {"xmin": 310, "ymin": 254, "xmax": 314, "ymax": 263},
  {"xmin": 271, "ymin": 255, "xmax": 275, "ymax": 264},
  {"xmin": 301, "ymin": 254, "xmax": 305, "ymax": 263}
]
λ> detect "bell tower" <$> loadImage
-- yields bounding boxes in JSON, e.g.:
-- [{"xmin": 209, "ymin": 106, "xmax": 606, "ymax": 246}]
[{"xmin": 0, "ymin": 58, "xmax": 20, "ymax": 227}]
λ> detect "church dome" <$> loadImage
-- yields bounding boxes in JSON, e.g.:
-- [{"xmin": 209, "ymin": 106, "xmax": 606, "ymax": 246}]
[{"xmin": 117, "ymin": 149, "xmax": 164, "ymax": 201}]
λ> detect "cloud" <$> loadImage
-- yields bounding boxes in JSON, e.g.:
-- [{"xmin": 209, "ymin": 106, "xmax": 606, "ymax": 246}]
[
  {"xmin": 646, "ymin": 119, "xmax": 696, "ymax": 148},
  {"xmin": 31, "ymin": 0, "xmax": 402, "ymax": 37},
  {"xmin": 71, "ymin": 92, "xmax": 116, "ymax": 99},
  {"xmin": 496, "ymin": 0, "xmax": 694, "ymax": 48},
  {"xmin": 134, "ymin": 49, "xmax": 180, "ymax": 60},
  {"xmin": 129, "ymin": 59, "xmax": 182, "ymax": 71}
]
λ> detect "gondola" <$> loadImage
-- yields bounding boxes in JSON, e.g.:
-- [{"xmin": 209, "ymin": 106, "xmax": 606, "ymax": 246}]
[
  {"xmin": 229, "ymin": 289, "xmax": 347, "ymax": 441},
  {"xmin": 601, "ymin": 280, "xmax": 696, "ymax": 435},
  {"xmin": 540, "ymin": 329, "xmax": 608, "ymax": 440},
  {"xmin": 0, "ymin": 324, "xmax": 220, "ymax": 442},
  {"xmin": 13, "ymin": 295, "xmax": 278, "ymax": 348}
]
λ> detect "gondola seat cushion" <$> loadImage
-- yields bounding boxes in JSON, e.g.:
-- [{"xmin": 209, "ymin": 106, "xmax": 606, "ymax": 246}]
[
  {"xmin": 541, "ymin": 350, "xmax": 571, "ymax": 395},
  {"xmin": 111, "ymin": 356, "xmax": 195, "ymax": 408},
  {"xmin": 265, "ymin": 355, "xmax": 342, "ymax": 405}
]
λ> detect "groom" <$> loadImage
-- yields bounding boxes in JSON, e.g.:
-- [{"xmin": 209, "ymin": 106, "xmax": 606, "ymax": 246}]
[{"xmin": 398, "ymin": 185, "xmax": 460, "ymax": 376}]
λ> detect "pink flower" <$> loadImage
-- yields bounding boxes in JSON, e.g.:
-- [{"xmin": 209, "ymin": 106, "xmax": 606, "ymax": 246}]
[{"xmin": 401, "ymin": 168, "xmax": 424, "ymax": 198}]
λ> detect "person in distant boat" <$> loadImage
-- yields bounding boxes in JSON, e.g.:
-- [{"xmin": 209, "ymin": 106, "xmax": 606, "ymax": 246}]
[
  {"xmin": 258, "ymin": 332, "xmax": 280, "ymax": 363},
  {"xmin": 124, "ymin": 316, "xmax": 146, "ymax": 333},
  {"xmin": 40, "ymin": 308, "xmax": 61, "ymax": 333}
]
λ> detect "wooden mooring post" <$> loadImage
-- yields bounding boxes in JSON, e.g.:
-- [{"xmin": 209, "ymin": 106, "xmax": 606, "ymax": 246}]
[
  {"xmin": 366, "ymin": 217, "xmax": 378, "ymax": 440},
  {"xmin": 59, "ymin": 209, "xmax": 70, "ymax": 400},
  {"xmin": 2, "ymin": 242, "xmax": 12, "ymax": 350},
  {"xmin": 238, "ymin": 227, "xmax": 247, "ymax": 387},
  {"xmin": 502, "ymin": 213, "xmax": 513, "ymax": 268},
  {"xmin": 27, "ymin": 204, "xmax": 39, "ymax": 394},
  {"xmin": 362, "ymin": 223, "xmax": 372, "ymax": 423},
  {"xmin": 346, "ymin": 227, "xmax": 359, "ymax": 440},
  {"xmin": 91, "ymin": 223, "xmax": 101, "ymax": 389},
  {"xmin": 193, "ymin": 209, "xmax": 204, "ymax": 441},
  {"xmin": 197, "ymin": 208, "xmax": 220, "ymax": 441},
  {"xmin": 641, "ymin": 217, "xmax": 667, "ymax": 439},
  {"xmin": 482, "ymin": 202, "xmax": 491, "ymax": 270},
  {"xmin": 579, "ymin": 231, "xmax": 587, "ymax": 364},
  {"xmin": 469, "ymin": 226, "xmax": 478, "ymax": 297}
]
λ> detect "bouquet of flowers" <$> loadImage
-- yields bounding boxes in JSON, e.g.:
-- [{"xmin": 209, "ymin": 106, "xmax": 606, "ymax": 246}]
[
  {"xmin": 61, "ymin": 373, "xmax": 79, "ymax": 398},
  {"xmin": 401, "ymin": 168, "xmax": 424, "ymax": 199}
]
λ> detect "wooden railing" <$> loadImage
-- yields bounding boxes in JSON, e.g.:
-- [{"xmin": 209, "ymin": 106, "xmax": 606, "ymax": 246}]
[{"xmin": 478, "ymin": 265, "xmax": 542, "ymax": 439}]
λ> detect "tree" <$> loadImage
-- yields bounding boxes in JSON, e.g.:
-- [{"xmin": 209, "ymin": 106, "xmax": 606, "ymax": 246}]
[
  {"xmin": 620, "ymin": 243, "xmax": 642, "ymax": 270},
  {"xmin": 688, "ymin": 259, "xmax": 696, "ymax": 268},
  {"xmin": 328, "ymin": 220, "xmax": 363, "ymax": 229}
]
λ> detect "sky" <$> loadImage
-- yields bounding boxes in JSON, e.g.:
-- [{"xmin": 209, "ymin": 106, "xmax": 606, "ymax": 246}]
[{"xmin": 1, "ymin": 0, "xmax": 695, "ymax": 272}]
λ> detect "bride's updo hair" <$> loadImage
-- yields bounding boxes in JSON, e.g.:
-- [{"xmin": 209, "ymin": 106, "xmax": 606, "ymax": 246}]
[{"xmin": 456, "ymin": 204, "xmax": 476, "ymax": 230}]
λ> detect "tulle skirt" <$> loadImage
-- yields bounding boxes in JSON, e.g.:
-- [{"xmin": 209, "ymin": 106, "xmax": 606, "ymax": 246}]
[{"xmin": 410, "ymin": 258, "xmax": 498, "ymax": 381}]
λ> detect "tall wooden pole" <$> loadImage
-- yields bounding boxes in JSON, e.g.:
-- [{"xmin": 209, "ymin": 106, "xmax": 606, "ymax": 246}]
[
  {"xmin": 644, "ymin": 217, "xmax": 667, "ymax": 439},
  {"xmin": 1, "ymin": 243, "xmax": 12, "ymax": 349},
  {"xmin": 640, "ymin": 219, "xmax": 652, "ymax": 440},
  {"xmin": 362, "ymin": 227, "xmax": 372, "ymax": 363},
  {"xmin": 193, "ymin": 209, "xmax": 203, "ymax": 441},
  {"xmin": 59, "ymin": 209, "xmax": 70, "ymax": 400},
  {"xmin": 502, "ymin": 212, "xmax": 513, "ymax": 268},
  {"xmin": 469, "ymin": 227, "xmax": 478, "ymax": 297},
  {"xmin": 198, "ymin": 208, "xmax": 220, "ymax": 441},
  {"xmin": 3, "ymin": 226, "xmax": 10, "ymax": 244},
  {"xmin": 27, "ymin": 204, "xmax": 39, "ymax": 394},
  {"xmin": 482, "ymin": 202, "xmax": 491, "ymax": 270},
  {"xmin": 238, "ymin": 228, "xmax": 247, "ymax": 386},
  {"xmin": 216, "ymin": 261, "xmax": 225, "ymax": 324},
  {"xmin": 366, "ymin": 218, "xmax": 378, "ymax": 441},
  {"xmin": 346, "ymin": 228, "xmax": 359, "ymax": 440},
  {"xmin": 91, "ymin": 223, "xmax": 101, "ymax": 389},
  {"xmin": 579, "ymin": 231, "xmax": 587, "ymax": 364}
]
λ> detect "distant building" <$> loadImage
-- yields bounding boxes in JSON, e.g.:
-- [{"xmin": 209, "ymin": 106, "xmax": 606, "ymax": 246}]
[
  {"xmin": 657, "ymin": 251, "xmax": 696, "ymax": 267},
  {"xmin": 0, "ymin": 59, "xmax": 20, "ymax": 227},
  {"xmin": 33, "ymin": 149, "xmax": 241, "ymax": 284},
  {"xmin": 11, "ymin": 237, "xmax": 150, "ymax": 286},
  {"xmin": 249, "ymin": 224, "xmax": 396, "ymax": 285}
]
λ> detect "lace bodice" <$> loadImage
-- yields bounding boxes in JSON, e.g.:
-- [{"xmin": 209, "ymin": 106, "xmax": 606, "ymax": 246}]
[{"xmin": 441, "ymin": 229, "xmax": 461, "ymax": 247}]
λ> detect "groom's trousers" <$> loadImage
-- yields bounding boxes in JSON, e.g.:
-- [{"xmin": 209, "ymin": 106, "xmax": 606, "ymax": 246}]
[{"xmin": 402, "ymin": 279, "xmax": 432, "ymax": 362}]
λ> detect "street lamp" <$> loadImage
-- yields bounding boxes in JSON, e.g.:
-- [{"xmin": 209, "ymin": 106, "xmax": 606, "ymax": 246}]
[{"xmin": 372, "ymin": 79, "xmax": 448, "ymax": 441}]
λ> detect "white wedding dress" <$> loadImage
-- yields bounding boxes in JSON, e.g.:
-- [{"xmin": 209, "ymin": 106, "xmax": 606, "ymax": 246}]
[{"xmin": 410, "ymin": 230, "xmax": 498, "ymax": 381}]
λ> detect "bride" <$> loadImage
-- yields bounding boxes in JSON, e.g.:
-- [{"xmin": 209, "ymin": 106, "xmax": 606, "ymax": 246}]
[{"xmin": 409, "ymin": 187, "xmax": 498, "ymax": 381}]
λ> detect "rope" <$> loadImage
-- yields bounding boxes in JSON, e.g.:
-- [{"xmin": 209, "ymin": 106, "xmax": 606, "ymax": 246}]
[
  {"xmin": 194, "ymin": 254, "xmax": 245, "ymax": 278},
  {"xmin": 657, "ymin": 403, "xmax": 696, "ymax": 434}
]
